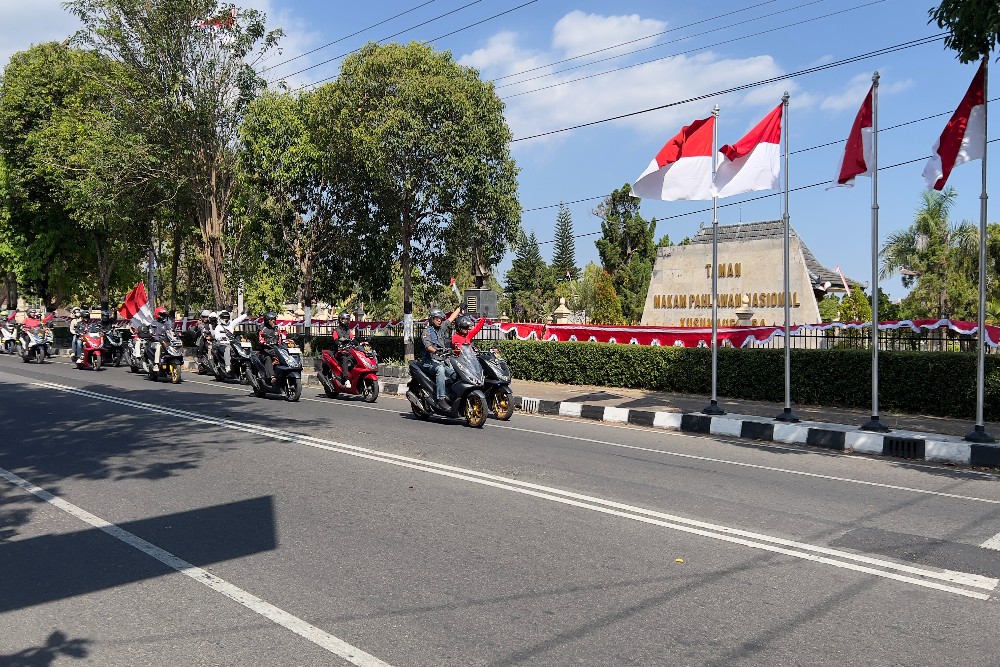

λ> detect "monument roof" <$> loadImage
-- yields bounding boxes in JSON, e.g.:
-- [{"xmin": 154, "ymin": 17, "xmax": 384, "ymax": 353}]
[{"xmin": 690, "ymin": 220, "xmax": 850, "ymax": 291}]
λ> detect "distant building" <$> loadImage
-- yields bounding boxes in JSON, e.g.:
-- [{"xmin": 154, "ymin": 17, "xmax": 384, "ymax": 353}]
[{"xmin": 641, "ymin": 221, "xmax": 849, "ymax": 327}]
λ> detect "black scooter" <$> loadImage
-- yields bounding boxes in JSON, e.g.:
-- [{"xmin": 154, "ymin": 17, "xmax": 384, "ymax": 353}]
[
  {"xmin": 406, "ymin": 345, "xmax": 488, "ymax": 428},
  {"xmin": 212, "ymin": 337, "xmax": 252, "ymax": 383},
  {"xmin": 144, "ymin": 331, "xmax": 184, "ymax": 383},
  {"xmin": 476, "ymin": 347, "xmax": 514, "ymax": 420},
  {"xmin": 102, "ymin": 325, "xmax": 129, "ymax": 367},
  {"xmin": 246, "ymin": 338, "xmax": 303, "ymax": 401}
]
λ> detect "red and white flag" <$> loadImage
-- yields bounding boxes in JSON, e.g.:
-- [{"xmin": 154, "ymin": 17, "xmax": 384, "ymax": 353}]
[
  {"xmin": 632, "ymin": 116, "xmax": 715, "ymax": 201},
  {"xmin": 923, "ymin": 60, "xmax": 986, "ymax": 190},
  {"xmin": 831, "ymin": 84, "xmax": 874, "ymax": 188},
  {"xmin": 118, "ymin": 281, "xmax": 154, "ymax": 328},
  {"xmin": 712, "ymin": 103, "xmax": 782, "ymax": 198}
]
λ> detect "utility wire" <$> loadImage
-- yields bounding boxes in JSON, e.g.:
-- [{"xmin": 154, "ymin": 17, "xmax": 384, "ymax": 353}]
[
  {"xmin": 280, "ymin": 0, "xmax": 487, "ymax": 84},
  {"xmin": 263, "ymin": 0, "xmax": 439, "ymax": 73},
  {"xmin": 512, "ymin": 34, "xmax": 945, "ymax": 142},
  {"xmin": 496, "ymin": 0, "xmax": 828, "ymax": 89},
  {"xmin": 492, "ymin": 0, "xmax": 780, "ymax": 83},
  {"xmin": 504, "ymin": 0, "xmax": 887, "ymax": 98},
  {"xmin": 291, "ymin": 0, "xmax": 539, "ymax": 92}
]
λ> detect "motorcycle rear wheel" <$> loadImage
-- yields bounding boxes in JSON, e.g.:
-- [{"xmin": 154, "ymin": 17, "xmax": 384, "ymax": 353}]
[
  {"xmin": 360, "ymin": 378, "xmax": 379, "ymax": 403},
  {"xmin": 464, "ymin": 394, "xmax": 487, "ymax": 428},
  {"xmin": 285, "ymin": 377, "xmax": 302, "ymax": 402},
  {"xmin": 490, "ymin": 387, "xmax": 514, "ymax": 421}
]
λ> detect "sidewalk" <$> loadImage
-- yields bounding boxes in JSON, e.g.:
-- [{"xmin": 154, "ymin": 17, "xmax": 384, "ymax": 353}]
[{"xmin": 369, "ymin": 363, "xmax": 1000, "ymax": 470}]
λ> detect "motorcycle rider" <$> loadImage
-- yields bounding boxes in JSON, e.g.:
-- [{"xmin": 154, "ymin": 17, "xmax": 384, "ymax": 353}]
[
  {"xmin": 194, "ymin": 309, "xmax": 213, "ymax": 359},
  {"xmin": 451, "ymin": 314, "xmax": 486, "ymax": 351},
  {"xmin": 69, "ymin": 307, "xmax": 83, "ymax": 362},
  {"xmin": 145, "ymin": 306, "xmax": 173, "ymax": 367},
  {"xmin": 72, "ymin": 309, "xmax": 92, "ymax": 362},
  {"xmin": 257, "ymin": 312, "xmax": 282, "ymax": 385},
  {"xmin": 420, "ymin": 306, "xmax": 460, "ymax": 411},
  {"xmin": 0, "ymin": 309, "xmax": 16, "ymax": 353},
  {"xmin": 213, "ymin": 309, "xmax": 247, "ymax": 375},
  {"xmin": 332, "ymin": 311, "xmax": 355, "ymax": 387}
]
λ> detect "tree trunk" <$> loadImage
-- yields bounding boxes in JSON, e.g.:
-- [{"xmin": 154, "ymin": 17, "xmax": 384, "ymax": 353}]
[
  {"xmin": 402, "ymin": 209, "xmax": 414, "ymax": 360},
  {"xmin": 169, "ymin": 223, "xmax": 182, "ymax": 315},
  {"xmin": 198, "ymin": 163, "xmax": 233, "ymax": 309},
  {"xmin": 94, "ymin": 235, "xmax": 113, "ymax": 312}
]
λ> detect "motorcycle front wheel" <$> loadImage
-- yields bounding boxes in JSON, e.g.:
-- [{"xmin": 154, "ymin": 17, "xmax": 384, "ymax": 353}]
[
  {"xmin": 463, "ymin": 393, "xmax": 487, "ymax": 428},
  {"xmin": 411, "ymin": 403, "xmax": 430, "ymax": 420},
  {"xmin": 285, "ymin": 377, "xmax": 302, "ymax": 402},
  {"xmin": 169, "ymin": 362, "xmax": 182, "ymax": 384},
  {"xmin": 490, "ymin": 387, "xmax": 514, "ymax": 421},
  {"xmin": 360, "ymin": 377, "xmax": 379, "ymax": 403},
  {"xmin": 93, "ymin": 354, "xmax": 103, "ymax": 372},
  {"xmin": 34, "ymin": 348, "xmax": 45, "ymax": 364}
]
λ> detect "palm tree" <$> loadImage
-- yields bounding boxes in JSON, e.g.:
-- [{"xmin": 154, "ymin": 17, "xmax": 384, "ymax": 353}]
[{"xmin": 880, "ymin": 188, "xmax": 977, "ymax": 321}]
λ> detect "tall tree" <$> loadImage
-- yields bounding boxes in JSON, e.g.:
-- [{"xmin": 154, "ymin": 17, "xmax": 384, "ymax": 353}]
[
  {"xmin": 929, "ymin": 0, "xmax": 1000, "ymax": 63},
  {"xmin": 594, "ymin": 184, "xmax": 657, "ymax": 324},
  {"xmin": 66, "ymin": 0, "xmax": 283, "ymax": 308},
  {"xmin": 505, "ymin": 232, "xmax": 554, "ymax": 323},
  {"xmin": 0, "ymin": 42, "xmax": 93, "ymax": 307},
  {"xmin": 334, "ymin": 41, "xmax": 521, "ymax": 357},
  {"xmin": 591, "ymin": 270, "xmax": 624, "ymax": 325},
  {"xmin": 551, "ymin": 204, "xmax": 578, "ymax": 280}
]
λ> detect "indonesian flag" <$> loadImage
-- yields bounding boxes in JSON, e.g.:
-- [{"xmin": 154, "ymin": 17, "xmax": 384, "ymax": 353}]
[
  {"xmin": 712, "ymin": 103, "xmax": 782, "ymax": 198},
  {"xmin": 118, "ymin": 281, "xmax": 154, "ymax": 328},
  {"xmin": 831, "ymin": 84, "xmax": 874, "ymax": 187},
  {"xmin": 632, "ymin": 116, "xmax": 715, "ymax": 201},
  {"xmin": 923, "ymin": 60, "xmax": 986, "ymax": 190}
]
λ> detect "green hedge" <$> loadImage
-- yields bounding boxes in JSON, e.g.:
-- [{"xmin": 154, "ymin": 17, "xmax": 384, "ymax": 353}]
[{"xmin": 491, "ymin": 339, "xmax": 1000, "ymax": 421}]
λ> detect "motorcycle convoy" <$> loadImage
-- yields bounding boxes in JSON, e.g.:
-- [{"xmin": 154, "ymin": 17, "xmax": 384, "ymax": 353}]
[{"xmin": 2, "ymin": 305, "xmax": 513, "ymax": 426}]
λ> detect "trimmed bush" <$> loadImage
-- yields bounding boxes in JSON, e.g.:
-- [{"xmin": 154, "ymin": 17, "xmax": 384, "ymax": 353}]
[{"xmin": 492, "ymin": 339, "xmax": 1000, "ymax": 420}]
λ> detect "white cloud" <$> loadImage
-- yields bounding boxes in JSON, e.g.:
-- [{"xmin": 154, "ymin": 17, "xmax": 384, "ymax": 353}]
[
  {"xmin": 552, "ymin": 10, "xmax": 665, "ymax": 60},
  {"xmin": 0, "ymin": 1, "xmax": 79, "ymax": 69},
  {"xmin": 820, "ymin": 71, "xmax": 913, "ymax": 112}
]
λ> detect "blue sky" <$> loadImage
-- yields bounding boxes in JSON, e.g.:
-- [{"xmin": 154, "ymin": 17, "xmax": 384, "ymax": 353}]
[{"xmin": 2, "ymin": 0, "xmax": 991, "ymax": 300}]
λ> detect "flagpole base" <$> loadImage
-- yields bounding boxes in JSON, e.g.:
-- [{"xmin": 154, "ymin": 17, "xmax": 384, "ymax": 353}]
[
  {"xmin": 860, "ymin": 416, "xmax": 890, "ymax": 433},
  {"xmin": 964, "ymin": 424, "xmax": 996, "ymax": 443},
  {"xmin": 702, "ymin": 400, "xmax": 726, "ymax": 416},
  {"xmin": 775, "ymin": 407, "xmax": 800, "ymax": 423}
]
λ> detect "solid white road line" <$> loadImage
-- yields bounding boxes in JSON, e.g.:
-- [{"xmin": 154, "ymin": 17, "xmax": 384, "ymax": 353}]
[
  {"xmin": 982, "ymin": 532, "xmax": 1000, "ymax": 551},
  {"xmin": 24, "ymin": 380, "xmax": 998, "ymax": 600},
  {"xmin": 180, "ymin": 377, "xmax": 1000, "ymax": 506},
  {"xmin": 0, "ymin": 465, "xmax": 392, "ymax": 667}
]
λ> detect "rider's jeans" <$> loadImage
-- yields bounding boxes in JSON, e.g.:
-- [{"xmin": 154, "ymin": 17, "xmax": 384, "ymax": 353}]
[
  {"xmin": 72, "ymin": 335, "xmax": 81, "ymax": 359},
  {"xmin": 426, "ymin": 361, "xmax": 451, "ymax": 399}
]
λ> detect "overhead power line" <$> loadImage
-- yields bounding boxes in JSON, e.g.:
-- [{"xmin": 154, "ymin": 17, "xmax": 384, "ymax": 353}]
[
  {"xmin": 512, "ymin": 34, "xmax": 945, "ymax": 142},
  {"xmin": 263, "ymin": 0, "xmax": 439, "ymax": 73}
]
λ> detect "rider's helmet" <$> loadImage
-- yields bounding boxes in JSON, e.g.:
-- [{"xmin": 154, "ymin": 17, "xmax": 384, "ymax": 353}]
[
  {"xmin": 101, "ymin": 310, "xmax": 115, "ymax": 325},
  {"xmin": 218, "ymin": 310, "xmax": 231, "ymax": 324},
  {"xmin": 27, "ymin": 308, "xmax": 38, "ymax": 319},
  {"xmin": 72, "ymin": 307, "xmax": 81, "ymax": 318},
  {"xmin": 153, "ymin": 306, "xmax": 168, "ymax": 322},
  {"xmin": 338, "ymin": 311, "xmax": 351, "ymax": 326},
  {"xmin": 429, "ymin": 308, "xmax": 446, "ymax": 323},
  {"xmin": 80, "ymin": 309, "xmax": 91, "ymax": 322},
  {"xmin": 263, "ymin": 312, "xmax": 277, "ymax": 328},
  {"xmin": 455, "ymin": 314, "xmax": 474, "ymax": 335},
  {"xmin": 200, "ymin": 309, "xmax": 211, "ymax": 319}
]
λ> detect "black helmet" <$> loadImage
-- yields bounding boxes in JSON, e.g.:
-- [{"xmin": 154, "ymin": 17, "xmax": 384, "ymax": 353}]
[
  {"xmin": 338, "ymin": 311, "xmax": 351, "ymax": 326},
  {"xmin": 429, "ymin": 308, "xmax": 445, "ymax": 321},
  {"xmin": 455, "ymin": 314, "xmax": 474, "ymax": 334},
  {"xmin": 80, "ymin": 309, "xmax": 91, "ymax": 320},
  {"xmin": 263, "ymin": 312, "xmax": 276, "ymax": 327},
  {"xmin": 218, "ymin": 310, "xmax": 231, "ymax": 323}
]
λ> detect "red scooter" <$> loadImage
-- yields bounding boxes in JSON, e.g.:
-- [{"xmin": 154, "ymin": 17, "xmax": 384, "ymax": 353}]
[
  {"xmin": 318, "ymin": 340, "xmax": 380, "ymax": 402},
  {"xmin": 76, "ymin": 323, "xmax": 105, "ymax": 371}
]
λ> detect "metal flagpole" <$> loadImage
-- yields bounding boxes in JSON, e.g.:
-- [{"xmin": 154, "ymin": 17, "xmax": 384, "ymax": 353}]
[
  {"xmin": 704, "ymin": 104, "xmax": 725, "ymax": 416},
  {"xmin": 966, "ymin": 57, "xmax": 994, "ymax": 443},
  {"xmin": 862, "ymin": 72, "xmax": 889, "ymax": 432},
  {"xmin": 776, "ymin": 92, "xmax": 799, "ymax": 422}
]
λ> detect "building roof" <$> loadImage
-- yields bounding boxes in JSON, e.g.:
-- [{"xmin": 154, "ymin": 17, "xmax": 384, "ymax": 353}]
[{"xmin": 689, "ymin": 220, "xmax": 852, "ymax": 292}]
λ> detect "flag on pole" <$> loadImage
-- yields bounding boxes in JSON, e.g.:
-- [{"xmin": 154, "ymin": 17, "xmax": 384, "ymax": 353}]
[
  {"xmin": 631, "ymin": 116, "xmax": 715, "ymax": 201},
  {"xmin": 923, "ymin": 60, "xmax": 986, "ymax": 190},
  {"xmin": 830, "ymin": 85, "xmax": 874, "ymax": 187},
  {"xmin": 712, "ymin": 103, "xmax": 782, "ymax": 198},
  {"xmin": 449, "ymin": 277, "xmax": 462, "ymax": 299},
  {"xmin": 118, "ymin": 281, "xmax": 154, "ymax": 328}
]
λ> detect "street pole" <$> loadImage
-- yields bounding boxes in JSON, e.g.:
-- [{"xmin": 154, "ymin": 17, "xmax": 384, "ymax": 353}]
[
  {"xmin": 775, "ymin": 92, "xmax": 799, "ymax": 423},
  {"xmin": 703, "ymin": 105, "xmax": 724, "ymax": 416}
]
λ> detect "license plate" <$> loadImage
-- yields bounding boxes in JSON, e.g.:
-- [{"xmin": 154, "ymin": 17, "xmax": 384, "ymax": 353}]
[{"xmin": 240, "ymin": 342, "xmax": 252, "ymax": 348}]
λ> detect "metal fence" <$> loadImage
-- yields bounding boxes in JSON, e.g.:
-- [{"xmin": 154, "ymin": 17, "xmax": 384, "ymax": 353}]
[{"xmin": 233, "ymin": 321, "xmax": 984, "ymax": 352}]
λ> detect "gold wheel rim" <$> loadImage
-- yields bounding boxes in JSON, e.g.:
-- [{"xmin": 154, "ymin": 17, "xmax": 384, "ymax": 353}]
[
  {"xmin": 493, "ymin": 392, "xmax": 509, "ymax": 414},
  {"xmin": 170, "ymin": 366, "xmax": 180, "ymax": 382},
  {"xmin": 466, "ymin": 399, "xmax": 483, "ymax": 421}
]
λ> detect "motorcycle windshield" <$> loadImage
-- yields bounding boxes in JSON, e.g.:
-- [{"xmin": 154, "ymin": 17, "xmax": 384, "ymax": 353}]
[{"xmin": 452, "ymin": 345, "xmax": 484, "ymax": 385}]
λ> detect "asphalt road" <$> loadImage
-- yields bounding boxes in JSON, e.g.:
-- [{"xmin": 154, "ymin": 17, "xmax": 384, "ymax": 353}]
[{"xmin": 2, "ymin": 354, "xmax": 1000, "ymax": 666}]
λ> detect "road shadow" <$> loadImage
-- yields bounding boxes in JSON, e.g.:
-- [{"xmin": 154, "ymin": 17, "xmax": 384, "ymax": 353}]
[{"xmin": 0, "ymin": 631, "xmax": 90, "ymax": 666}]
